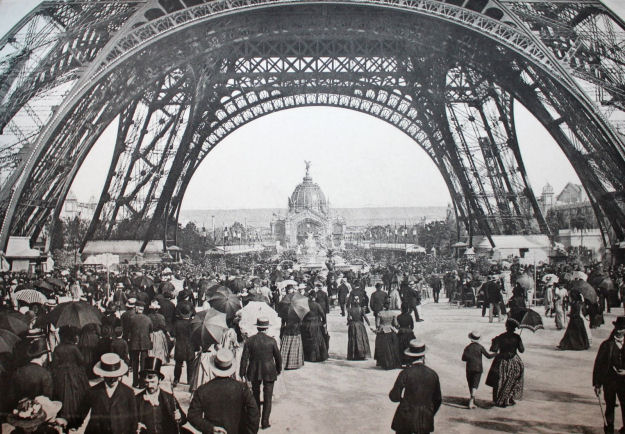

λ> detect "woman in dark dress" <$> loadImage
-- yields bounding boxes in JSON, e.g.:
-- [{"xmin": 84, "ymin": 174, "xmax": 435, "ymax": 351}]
[
  {"xmin": 280, "ymin": 307, "xmax": 304, "ymax": 370},
  {"xmin": 347, "ymin": 296, "xmax": 371, "ymax": 360},
  {"xmin": 486, "ymin": 318, "xmax": 524, "ymax": 407},
  {"xmin": 557, "ymin": 291, "xmax": 590, "ymax": 350},
  {"xmin": 396, "ymin": 305, "xmax": 416, "ymax": 367},
  {"xmin": 374, "ymin": 299, "xmax": 401, "ymax": 369},
  {"xmin": 51, "ymin": 326, "xmax": 90, "ymax": 429},
  {"xmin": 301, "ymin": 293, "xmax": 328, "ymax": 362},
  {"xmin": 78, "ymin": 322, "xmax": 100, "ymax": 377}
]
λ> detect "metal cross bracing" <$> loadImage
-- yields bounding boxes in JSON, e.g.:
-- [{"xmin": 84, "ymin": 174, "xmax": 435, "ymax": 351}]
[{"xmin": 2, "ymin": 1, "xmax": 625, "ymax": 251}]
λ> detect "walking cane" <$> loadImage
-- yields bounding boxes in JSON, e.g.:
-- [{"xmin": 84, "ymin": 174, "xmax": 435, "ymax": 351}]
[
  {"xmin": 596, "ymin": 389, "xmax": 607, "ymax": 428},
  {"xmin": 169, "ymin": 379, "xmax": 181, "ymax": 434}
]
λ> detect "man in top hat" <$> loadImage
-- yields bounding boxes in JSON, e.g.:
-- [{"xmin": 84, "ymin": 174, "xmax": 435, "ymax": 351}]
[
  {"xmin": 189, "ymin": 348, "xmax": 259, "ymax": 434},
  {"xmin": 482, "ymin": 273, "xmax": 503, "ymax": 323},
  {"xmin": 136, "ymin": 356, "xmax": 186, "ymax": 434},
  {"xmin": 173, "ymin": 303, "xmax": 195, "ymax": 388},
  {"xmin": 240, "ymin": 317, "xmax": 282, "ymax": 430},
  {"xmin": 593, "ymin": 316, "xmax": 625, "ymax": 434},
  {"xmin": 77, "ymin": 353, "xmax": 137, "ymax": 434},
  {"xmin": 10, "ymin": 337, "xmax": 53, "ymax": 406},
  {"xmin": 128, "ymin": 300, "xmax": 153, "ymax": 387},
  {"xmin": 389, "ymin": 340, "xmax": 441, "ymax": 434}
]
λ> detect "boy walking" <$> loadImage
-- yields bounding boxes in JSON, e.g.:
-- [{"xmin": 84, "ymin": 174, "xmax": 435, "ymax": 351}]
[{"xmin": 461, "ymin": 331, "xmax": 494, "ymax": 409}]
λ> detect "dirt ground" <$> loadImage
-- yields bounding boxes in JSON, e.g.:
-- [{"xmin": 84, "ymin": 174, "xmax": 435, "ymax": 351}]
[{"xmin": 157, "ymin": 297, "xmax": 616, "ymax": 434}]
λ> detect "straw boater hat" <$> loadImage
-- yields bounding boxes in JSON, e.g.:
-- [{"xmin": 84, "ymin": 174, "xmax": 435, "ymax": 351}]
[
  {"xmin": 468, "ymin": 331, "xmax": 481, "ymax": 342},
  {"xmin": 209, "ymin": 348, "xmax": 237, "ymax": 377},
  {"xmin": 404, "ymin": 339, "xmax": 426, "ymax": 358},
  {"xmin": 125, "ymin": 298, "xmax": 137, "ymax": 309},
  {"xmin": 93, "ymin": 353, "xmax": 128, "ymax": 378},
  {"xmin": 255, "ymin": 316, "xmax": 270, "ymax": 330},
  {"xmin": 116, "ymin": 282, "xmax": 124, "ymax": 289},
  {"xmin": 149, "ymin": 300, "xmax": 160, "ymax": 310}
]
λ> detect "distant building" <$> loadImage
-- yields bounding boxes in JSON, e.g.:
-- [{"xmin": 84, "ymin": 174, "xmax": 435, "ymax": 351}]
[
  {"xmin": 61, "ymin": 191, "xmax": 97, "ymax": 220},
  {"xmin": 271, "ymin": 162, "xmax": 345, "ymax": 248}
]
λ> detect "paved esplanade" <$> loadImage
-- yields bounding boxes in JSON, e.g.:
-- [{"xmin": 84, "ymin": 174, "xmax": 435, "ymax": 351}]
[{"xmin": 156, "ymin": 300, "xmax": 610, "ymax": 434}]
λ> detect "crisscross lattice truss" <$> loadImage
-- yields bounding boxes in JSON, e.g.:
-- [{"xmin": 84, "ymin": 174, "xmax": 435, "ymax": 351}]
[{"xmin": 1, "ymin": 0, "xmax": 625, "ymax": 251}]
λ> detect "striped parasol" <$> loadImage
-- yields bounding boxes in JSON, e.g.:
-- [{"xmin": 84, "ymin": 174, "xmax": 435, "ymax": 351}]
[{"xmin": 14, "ymin": 289, "xmax": 48, "ymax": 305}]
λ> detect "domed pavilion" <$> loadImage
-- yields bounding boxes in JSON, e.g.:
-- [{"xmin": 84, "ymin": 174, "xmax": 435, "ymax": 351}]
[{"xmin": 272, "ymin": 161, "xmax": 345, "ymax": 248}]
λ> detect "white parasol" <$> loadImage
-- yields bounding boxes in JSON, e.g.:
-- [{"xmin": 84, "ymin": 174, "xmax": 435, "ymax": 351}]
[{"xmin": 237, "ymin": 301, "xmax": 281, "ymax": 339}]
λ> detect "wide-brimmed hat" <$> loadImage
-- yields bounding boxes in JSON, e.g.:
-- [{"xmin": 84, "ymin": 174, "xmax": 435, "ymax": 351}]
[
  {"xmin": 126, "ymin": 298, "xmax": 136, "ymax": 309},
  {"xmin": 298, "ymin": 283, "xmax": 307, "ymax": 290},
  {"xmin": 149, "ymin": 300, "xmax": 160, "ymax": 310},
  {"xmin": 404, "ymin": 339, "xmax": 426, "ymax": 357},
  {"xmin": 135, "ymin": 300, "xmax": 145, "ymax": 308},
  {"xmin": 255, "ymin": 316, "xmax": 270, "ymax": 329},
  {"xmin": 162, "ymin": 267, "xmax": 172, "ymax": 275},
  {"xmin": 116, "ymin": 282, "xmax": 124, "ymax": 288},
  {"xmin": 468, "ymin": 331, "xmax": 481, "ymax": 342},
  {"xmin": 140, "ymin": 356, "xmax": 164, "ymax": 380},
  {"xmin": 26, "ymin": 338, "xmax": 48, "ymax": 359},
  {"xmin": 209, "ymin": 348, "xmax": 237, "ymax": 377},
  {"xmin": 93, "ymin": 353, "xmax": 128, "ymax": 378},
  {"xmin": 613, "ymin": 316, "xmax": 625, "ymax": 330},
  {"xmin": 7, "ymin": 398, "xmax": 47, "ymax": 431},
  {"xmin": 45, "ymin": 298, "xmax": 57, "ymax": 308}
]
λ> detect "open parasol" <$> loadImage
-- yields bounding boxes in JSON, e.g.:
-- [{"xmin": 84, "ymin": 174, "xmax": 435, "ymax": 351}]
[
  {"xmin": 572, "ymin": 270, "xmax": 588, "ymax": 281},
  {"xmin": 209, "ymin": 291, "xmax": 241, "ymax": 319},
  {"xmin": 278, "ymin": 293, "xmax": 310, "ymax": 320},
  {"xmin": 542, "ymin": 274, "xmax": 559, "ymax": 284},
  {"xmin": 133, "ymin": 275, "xmax": 154, "ymax": 289},
  {"xmin": 0, "ymin": 329, "xmax": 20, "ymax": 353},
  {"xmin": 519, "ymin": 308, "xmax": 544, "ymax": 333},
  {"xmin": 45, "ymin": 302, "xmax": 102, "ymax": 329},
  {"xmin": 46, "ymin": 277, "xmax": 65, "ymax": 289},
  {"xmin": 238, "ymin": 301, "xmax": 281, "ymax": 338},
  {"xmin": 190, "ymin": 308, "xmax": 228, "ymax": 346},
  {"xmin": 516, "ymin": 274, "xmax": 535, "ymax": 291},
  {"xmin": 206, "ymin": 285, "xmax": 232, "ymax": 299},
  {"xmin": 0, "ymin": 312, "xmax": 28, "ymax": 335},
  {"xmin": 277, "ymin": 279, "xmax": 298, "ymax": 290},
  {"xmin": 569, "ymin": 280, "xmax": 598, "ymax": 303},
  {"xmin": 159, "ymin": 281, "xmax": 175, "ymax": 294},
  {"xmin": 33, "ymin": 280, "xmax": 56, "ymax": 294},
  {"xmin": 599, "ymin": 278, "xmax": 615, "ymax": 292},
  {"xmin": 14, "ymin": 289, "xmax": 48, "ymax": 305}
]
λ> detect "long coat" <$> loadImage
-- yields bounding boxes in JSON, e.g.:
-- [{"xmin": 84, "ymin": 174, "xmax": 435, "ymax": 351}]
[
  {"xmin": 156, "ymin": 296, "xmax": 176, "ymax": 333},
  {"xmin": 389, "ymin": 363, "xmax": 442, "ymax": 433},
  {"xmin": 188, "ymin": 377, "xmax": 259, "ymax": 434},
  {"xmin": 11, "ymin": 362, "xmax": 53, "ymax": 404},
  {"xmin": 128, "ymin": 313, "xmax": 153, "ymax": 351},
  {"xmin": 370, "ymin": 289, "xmax": 388, "ymax": 314},
  {"xmin": 173, "ymin": 318, "xmax": 195, "ymax": 361},
  {"xmin": 81, "ymin": 382, "xmax": 138, "ymax": 434},
  {"xmin": 136, "ymin": 388, "xmax": 186, "ymax": 434},
  {"xmin": 593, "ymin": 335, "xmax": 625, "ymax": 388},
  {"xmin": 240, "ymin": 332, "xmax": 282, "ymax": 382}
]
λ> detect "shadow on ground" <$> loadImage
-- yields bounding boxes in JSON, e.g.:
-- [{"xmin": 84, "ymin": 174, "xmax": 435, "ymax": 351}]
[{"xmin": 448, "ymin": 416, "xmax": 600, "ymax": 433}]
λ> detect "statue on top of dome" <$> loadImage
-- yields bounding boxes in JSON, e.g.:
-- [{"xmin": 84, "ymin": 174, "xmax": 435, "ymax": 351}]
[{"xmin": 305, "ymin": 160, "xmax": 311, "ymax": 178}]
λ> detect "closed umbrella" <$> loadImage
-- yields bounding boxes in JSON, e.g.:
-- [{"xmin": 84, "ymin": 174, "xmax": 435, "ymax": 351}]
[
  {"xmin": 569, "ymin": 280, "xmax": 598, "ymax": 304},
  {"xmin": 14, "ymin": 289, "xmax": 48, "ymax": 305},
  {"xmin": 0, "ymin": 312, "xmax": 28, "ymax": 335},
  {"xmin": 45, "ymin": 302, "xmax": 102, "ymax": 329}
]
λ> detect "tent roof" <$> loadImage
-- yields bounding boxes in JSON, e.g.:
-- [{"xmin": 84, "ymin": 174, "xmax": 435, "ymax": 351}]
[{"xmin": 83, "ymin": 240, "xmax": 164, "ymax": 255}]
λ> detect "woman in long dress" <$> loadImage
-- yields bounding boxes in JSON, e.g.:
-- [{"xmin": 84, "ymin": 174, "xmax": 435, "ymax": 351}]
[
  {"xmin": 301, "ymin": 294, "xmax": 328, "ymax": 362},
  {"xmin": 190, "ymin": 328, "xmax": 240, "ymax": 392},
  {"xmin": 280, "ymin": 308, "xmax": 304, "ymax": 370},
  {"xmin": 51, "ymin": 326, "xmax": 90, "ymax": 429},
  {"xmin": 486, "ymin": 318, "xmax": 524, "ymax": 407},
  {"xmin": 374, "ymin": 299, "xmax": 401, "ymax": 369},
  {"xmin": 396, "ymin": 304, "xmax": 415, "ymax": 367},
  {"xmin": 148, "ymin": 303, "xmax": 170, "ymax": 364},
  {"xmin": 553, "ymin": 285, "xmax": 567, "ymax": 330},
  {"xmin": 347, "ymin": 296, "xmax": 371, "ymax": 360},
  {"xmin": 557, "ymin": 291, "xmax": 590, "ymax": 350}
]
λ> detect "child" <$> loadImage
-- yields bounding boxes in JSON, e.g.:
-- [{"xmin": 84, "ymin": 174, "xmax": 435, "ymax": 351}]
[{"xmin": 461, "ymin": 331, "xmax": 494, "ymax": 409}]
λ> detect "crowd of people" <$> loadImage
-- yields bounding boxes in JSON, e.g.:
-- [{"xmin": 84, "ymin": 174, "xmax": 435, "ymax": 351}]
[{"xmin": 0, "ymin": 251, "xmax": 622, "ymax": 433}]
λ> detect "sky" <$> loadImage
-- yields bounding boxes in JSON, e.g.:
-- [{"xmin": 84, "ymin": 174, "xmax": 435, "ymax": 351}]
[{"xmin": 1, "ymin": 0, "xmax": 624, "ymax": 210}]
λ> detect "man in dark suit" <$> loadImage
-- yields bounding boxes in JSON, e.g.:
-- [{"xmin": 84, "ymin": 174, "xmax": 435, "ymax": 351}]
[
  {"xmin": 10, "ymin": 338, "xmax": 53, "ymax": 405},
  {"xmin": 370, "ymin": 283, "xmax": 387, "ymax": 319},
  {"xmin": 240, "ymin": 317, "xmax": 282, "ymax": 430},
  {"xmin": 156, "ymin": 291, "xmax": 176, "ymax": 334},
  {"xmin": 121, "ymin": 298, "xmax": 136, "ymax": 342},
  {"xmin": 78, "ymin": 353, "xmax": 138, "ymax": 434},
  {"xmin": 136, "ymin": 356, "xmax": 186, "ymax": 434},
  {"xmin": 430, "ymin": 274, "xmax": 442, "ymax": 303},
  {"xmin": 482, "ymin": 274, "xmax": 503, "ymax": 322},
  {"xmin": 314, "ymin": 281, "xmax": 330, "ymax": 314},
  {"xmin": 189, "ymin": 348, "xmax": 259, "ymax": 434},
  {"xmin": 389, "ymin": 340, "xmax": 441, "ymax": 434},
  {"xmin": 593, "ymin": 316, "xmax": 625, "ymax": 434},
  {"xmin": 128, "ymin": 300, "xmax": 153, "ymax": 387},
  {"xmin": 400, "ymin": 281, "xmax": 422, "ymax": 322},
  {"xmin": 173, "ymin": 304, "xmax": 195, "ymax": 387},
  {"xmin": 337, "ymin": 278, "xmax": 350, "ymax": 316}
]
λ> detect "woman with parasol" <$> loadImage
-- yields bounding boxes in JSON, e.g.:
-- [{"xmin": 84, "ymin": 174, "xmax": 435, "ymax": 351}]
[
  {"xmin": 485, "ymin": 318, "xmax": 524, "ymax": 407},
  {"xmin": 279, "ymin": 291, "xmax": 305, "ymax": 370}
]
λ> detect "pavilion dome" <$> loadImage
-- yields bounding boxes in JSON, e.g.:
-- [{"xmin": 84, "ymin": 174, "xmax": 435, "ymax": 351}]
[{"xmin": 289, "ymin": 165, "xmax": 328, "ymax": 215}]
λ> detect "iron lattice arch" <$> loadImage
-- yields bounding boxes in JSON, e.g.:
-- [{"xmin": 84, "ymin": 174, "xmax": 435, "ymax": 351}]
[{"xmin": 1, "ymin": 0, "xmax": 625, "ymax": 251}]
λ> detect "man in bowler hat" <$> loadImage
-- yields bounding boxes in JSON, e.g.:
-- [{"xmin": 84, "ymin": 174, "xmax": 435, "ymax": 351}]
[
  {"xmin": 389, "ymin": 340, "xmax": 441, "ymax": 434},
  {"xmin": 593, "ymin": 316, "xmax": 625, "ymax": 433},
  {"xmin": 240, "ymin": 317, "xmax": 282, "ymax": 429},
  {"xmin": 136, "ymin": 356, "xmax": 186, "ymax": 434}
]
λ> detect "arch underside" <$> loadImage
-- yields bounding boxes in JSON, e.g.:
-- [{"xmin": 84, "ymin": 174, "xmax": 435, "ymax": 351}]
[{"xmin": 2, "ymin": 3, "xmax": 625, "ymax": 250}]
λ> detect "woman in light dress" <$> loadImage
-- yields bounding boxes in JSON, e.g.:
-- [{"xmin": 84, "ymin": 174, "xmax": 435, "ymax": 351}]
[{"xmin": 190, "ymin": 327, "xmax": 240, "ymax": 392}]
